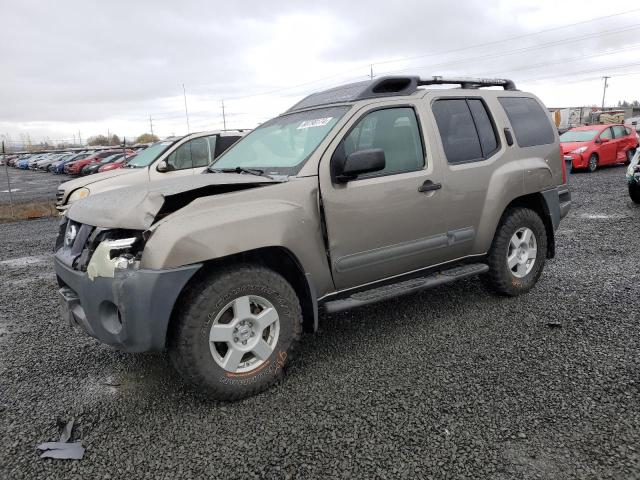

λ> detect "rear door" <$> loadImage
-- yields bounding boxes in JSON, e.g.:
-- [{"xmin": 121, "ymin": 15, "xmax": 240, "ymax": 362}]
[{"xmin": 612, "ymin": 125, "xmax": 632, "ymax": 161}]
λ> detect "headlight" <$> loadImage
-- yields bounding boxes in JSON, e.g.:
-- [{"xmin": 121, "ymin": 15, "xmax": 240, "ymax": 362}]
[
  {"xmin": 67, "ymin": 187, "xmax": 90, "ymax": 204},
  {"xmin": 86, "ymin": 237, "xmax": 140, "ymax": 281},
  {"xmin": 570, "ymin": 146, "xmax": 588, "ymax": 154}
]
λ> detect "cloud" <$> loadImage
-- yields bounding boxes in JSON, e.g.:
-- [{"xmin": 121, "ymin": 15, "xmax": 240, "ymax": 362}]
[{"xmin": 1, "ymin": 0, "xmax": 640, "ymax": 142}]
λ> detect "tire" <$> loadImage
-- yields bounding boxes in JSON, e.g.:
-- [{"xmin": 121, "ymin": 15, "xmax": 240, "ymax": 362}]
[
  {"xmin": 630, "ymin": 182, "xmax": 640, "ymax": 204},
  {"xmin": 485, "ymin": 207, "xmax": 547, "ymax": 296},
  {"xmin": 168, "ymin": 264, "xmax": 302, "ymax": 400},
  {"xmin": 587, "ymin": 154, "xmax": 598, "ymax": 173},
  {"xmin": 626, "ymin": 148, "xmax": 636, "ymax": 164}
]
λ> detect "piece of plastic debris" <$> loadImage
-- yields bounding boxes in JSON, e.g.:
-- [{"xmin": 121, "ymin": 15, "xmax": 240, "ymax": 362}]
[
  {"xmin": 37, "ymin": 442, "xmax": 85, "ymax": 460},
  {"xmin": 59, "ymin": 418, "xmax": 74, "ymax": 443},
  {"xmin": 37, "ymin": 417, "xmax": 84, "ymax": 460},
  {"xmin": 546, "ymin": 321, "xmax": 562, "ymax": 328}
]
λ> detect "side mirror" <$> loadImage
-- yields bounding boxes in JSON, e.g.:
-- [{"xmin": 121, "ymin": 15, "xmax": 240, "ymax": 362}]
[
  {"xmin": 156, "ymin": 159, "xmax": 173, "ymax": 172},
  {"xmin": 331, "ymin": 148, "xmax": 385, "ymax": 183}
]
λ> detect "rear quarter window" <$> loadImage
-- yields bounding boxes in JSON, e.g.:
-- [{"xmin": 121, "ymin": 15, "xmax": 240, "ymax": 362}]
[{"xmin": 498, "ymin": 97, "xmax": 555, "ymax": 147}]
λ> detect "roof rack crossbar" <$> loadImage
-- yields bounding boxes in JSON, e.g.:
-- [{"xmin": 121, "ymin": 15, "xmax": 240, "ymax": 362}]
[{"xmin": 417, "ymin": 76, "xmax": 517, "ymax": 91}]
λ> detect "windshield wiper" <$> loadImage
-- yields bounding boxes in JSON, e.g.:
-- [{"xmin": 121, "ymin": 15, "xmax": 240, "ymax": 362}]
[{"xmin": 209, "ymin": 166, "xmax": 266, "ymax": 177}]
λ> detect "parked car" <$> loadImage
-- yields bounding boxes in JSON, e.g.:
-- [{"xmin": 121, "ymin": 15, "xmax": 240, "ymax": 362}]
[
  {"xmin": 65, "ymin": 150, "xmax": 122, "ymax": 175},
  {"xmin": 627, "ymin": 150, "xmax": 640, "ymax": 203},
  {"xmin": 55, "ymin": 75, "xmax": 570, "ymax": 400},
  {"xmin": 560, "ymin": 124, "xmax": 638, "ymax": 172},
  {"xmin": 81, "ymin": 152, "xmax": 137, "ymax": 175},
  {"xmin": 97, "ymin": 154, "xmax": 136, "ymax": 172},
  {"xmin": 52, "ymin": 152, "xmax": 93, "ymax": 174},
  {"xmin": 17, "ymin": 154, "xmax": 43, "ymax": 169},
  {"xmin": 56, "ymin": 130, "xmax": 246, "ymax": 211},
  {"xmin": 35, "ymin": 153, "xmax": 72, "ymax": 171}
]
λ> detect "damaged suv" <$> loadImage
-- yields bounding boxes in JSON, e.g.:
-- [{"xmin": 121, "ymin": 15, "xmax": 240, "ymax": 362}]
[{"xmin": 55, "ymin": 76, "xmax": 571, "ymax": 400}]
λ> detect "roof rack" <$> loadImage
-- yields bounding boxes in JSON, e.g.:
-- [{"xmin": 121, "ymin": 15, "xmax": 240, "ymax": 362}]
[
  {"xmin": 286, "ymin": 75, "xmax": 517, "ymax": 112},
  {"xmin": 417, "ymin": 76, "xmax": 516, "ymax": 91}
]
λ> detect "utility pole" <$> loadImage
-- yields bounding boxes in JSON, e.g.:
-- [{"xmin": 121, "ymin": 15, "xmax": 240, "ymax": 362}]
[
  {"xmin": 182, "ymin": 83, "xmax": 190, "ymax": 134},
  {"xmin": 78, "ymin": 130, "xmax": 82, "ymax": 146},
  {"xmin": 221, "ymin": 100, "xmax": 227, "ymax": 130},
  {"xmin": 149, "ymin": 115, "xmax": 154, "ymax": 136},
  {"xmin": 2, "ymin": 141, "xmax": 15, "ymax": 219},
  {"xmin": 601, "ymin": 76, "xmax": 610, "ymax": 109}
]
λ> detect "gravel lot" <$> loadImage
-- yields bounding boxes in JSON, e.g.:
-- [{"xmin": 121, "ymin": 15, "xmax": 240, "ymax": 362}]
[
  {"xmin": 0, "ymin": 167, "xmax": 65, "ymax": 205},
  {"xmin": 1, "ymin": 165, "xmax": 639, "ymax": 479}
]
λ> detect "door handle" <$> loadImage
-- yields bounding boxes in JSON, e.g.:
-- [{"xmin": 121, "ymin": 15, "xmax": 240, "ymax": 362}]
[{"xmin": 418, "ymin": 180, "xmax": 442, "ymax": 193}]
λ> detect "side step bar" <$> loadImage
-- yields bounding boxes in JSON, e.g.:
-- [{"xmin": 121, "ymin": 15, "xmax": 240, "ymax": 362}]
[{"xmin": 323, "ymin": 263, "xmax": 489, "ymax": 314}]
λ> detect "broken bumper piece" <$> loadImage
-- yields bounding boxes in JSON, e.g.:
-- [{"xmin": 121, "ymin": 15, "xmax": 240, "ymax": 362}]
[{"xmin": 54, "ymin": 255, "xmax": 201, "ymax": 352}]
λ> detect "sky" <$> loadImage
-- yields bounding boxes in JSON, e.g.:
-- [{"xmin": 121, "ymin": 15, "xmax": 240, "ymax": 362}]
[{"xmin": 2, "ymin": 0, "xmax": 640, "ymax": 147}]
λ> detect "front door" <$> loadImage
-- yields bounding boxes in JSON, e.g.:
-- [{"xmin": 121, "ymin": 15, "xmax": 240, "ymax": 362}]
[
  {"xmin": 319, "ymin": 103, "xmax": 448, "ymax": 290},
  {"xmin": 149, "ymin": 136, "xmax": 213, "ymax": 181}
]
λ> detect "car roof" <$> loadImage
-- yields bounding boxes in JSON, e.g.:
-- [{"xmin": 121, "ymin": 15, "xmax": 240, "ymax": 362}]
[
  {"xmin": 569, "ymin": 124, "xmax": 623, "ymax": 131},
  {"xmin": 286, "ymin": 75, "xmax": 517, "ymax": 113}
]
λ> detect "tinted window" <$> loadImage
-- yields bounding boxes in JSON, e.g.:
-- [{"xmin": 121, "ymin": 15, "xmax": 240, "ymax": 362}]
[
  {"xmin": 612, "ymin": 125, "xmax": 627, "ymax": 138},
  {"xmin": 498, "ymin": 97, "xmax": 555, "ymax": 147},
  {"xmin": 468, "ymin": 99, "xmax": 498, "ymax": 156},
  {"xmin": 215, "ymin": 135, "xmax": 241, "ymax": 158},
  {"xmin": 600, "ymin": 127, "xmax": 613, "ymax": 140},
  {"xmin": 343, "ymin": 107, "xmax": 424, "ymax": 176},
  {"xmin": 432, "ymin": 99, "xmax": 482, "ymax": 163}
]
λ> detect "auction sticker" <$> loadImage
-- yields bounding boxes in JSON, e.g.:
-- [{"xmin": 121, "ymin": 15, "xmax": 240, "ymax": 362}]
[{"xmin": 297, "ymin": 117, "xmax": 333, "ymax": 129}]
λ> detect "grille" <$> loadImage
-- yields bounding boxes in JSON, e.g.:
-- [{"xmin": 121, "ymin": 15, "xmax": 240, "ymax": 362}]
[{"xmin": 55, "ymin": 189, "xmax": 65, "ymax": 211}]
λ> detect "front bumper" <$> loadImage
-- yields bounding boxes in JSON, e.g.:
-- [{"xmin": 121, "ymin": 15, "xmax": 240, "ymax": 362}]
[
  {"xmin": 55, "ymin": 255, "xmax": 201, "ymax": 352},
  {"xmin": 563, "ymin": 153, "xmax": 586, "ymax": 169}
]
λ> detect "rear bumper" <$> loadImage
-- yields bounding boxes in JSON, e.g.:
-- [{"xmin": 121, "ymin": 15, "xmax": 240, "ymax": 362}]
[{"xmin": 55, "ymin": 255, "xmax": 201, "ymax": 352}]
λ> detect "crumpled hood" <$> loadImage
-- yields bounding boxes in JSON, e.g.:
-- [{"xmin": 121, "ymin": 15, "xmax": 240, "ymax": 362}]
[
  {"xmin": 67, "ymin": 173, "xmax": 282, "ymax": 230},
  {"xmin": 560, "ymin": 141, "xmax": 588, "ymax": 154}
]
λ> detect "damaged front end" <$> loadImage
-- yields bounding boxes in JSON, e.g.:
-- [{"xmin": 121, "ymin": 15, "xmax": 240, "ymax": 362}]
[{"xmin": 54, "ymin": 217, "xmax": 201, "ymax": 352}]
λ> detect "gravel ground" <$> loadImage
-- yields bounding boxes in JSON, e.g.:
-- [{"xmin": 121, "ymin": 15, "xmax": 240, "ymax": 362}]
[
  {"xmin": 1, "ymin": 165, "xmax": 639, "ymax": 479},
  {"xmin": 0, "ymin": 167, "xmax": 66, "ymax": 204}
]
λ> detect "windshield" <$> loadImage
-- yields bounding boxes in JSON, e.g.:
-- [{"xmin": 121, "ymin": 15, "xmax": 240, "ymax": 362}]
[
  {"xmin": 126, "ymin": 140, "xmax": 174, "ymax": 168},
  {"xmin": 211, "ymin": 106, "xmax": 349, "ymax": 175},
  {"xmin": 560, "ymin": 130, "xmax": 599, "ymax": 142}
]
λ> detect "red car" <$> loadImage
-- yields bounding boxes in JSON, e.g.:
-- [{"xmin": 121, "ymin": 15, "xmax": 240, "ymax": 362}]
[
  {"xmin": 560, "ymin": 124, "xmax": 638, "ymax": 173},
  {"xmin": 97, "ymin": 153, "xmax": 137, "ymax": 172},
  {"xmin": 65, "ymin": 150, "xmax": 133, "ymax": 175}
]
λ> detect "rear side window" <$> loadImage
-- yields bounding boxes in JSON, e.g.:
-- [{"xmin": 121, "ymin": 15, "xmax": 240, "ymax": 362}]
[
  {"xmin": 498, "ymin": 97, "xmax": 555, "ymax": 147},
  {"xmin": 215, "ymin": 135, "xmax": 241, "ymax": 158},
  {"xmin": 432, "ymin": 98, "xmax": 499, "ymax": 164},
  {"xmin": 612, "ymin": 125, "xmax": 627, "ymax": 138}
]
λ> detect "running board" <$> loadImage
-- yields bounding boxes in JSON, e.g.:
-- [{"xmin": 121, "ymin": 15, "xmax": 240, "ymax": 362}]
[{"xmin": 323, "ymin": 263, "xmax": 489, "ymax": 314}]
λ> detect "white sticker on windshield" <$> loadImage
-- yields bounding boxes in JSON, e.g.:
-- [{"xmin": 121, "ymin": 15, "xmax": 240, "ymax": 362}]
[{"xmin": 297, "ymin": 117, "xmax": 333, "ymax": 130}]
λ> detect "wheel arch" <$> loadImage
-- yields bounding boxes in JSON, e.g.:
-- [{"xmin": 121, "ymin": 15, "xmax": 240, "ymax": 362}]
[
  {"xmin": 167, "ymin": 246, "xmax": 318, "ymax": 345},
  {"xmin": 500, "ymin": 193, "xmax": 556, "ymax": 259}
]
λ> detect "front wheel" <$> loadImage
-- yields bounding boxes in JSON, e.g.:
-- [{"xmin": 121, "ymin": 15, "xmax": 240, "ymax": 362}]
[
  {"xmin": 587, "ymin": 154, "xmax": 598, "ymax": 173},
  {"xmin": 485, "ymin": 208, "xmax": 547, "ymax": 296},
  {"xmin": 168, "ymin": 265, "xmax": 302, "ymax": 400},
  {"xmin": 630, "ymin": 182, "xmax": 640, "ymax": 204}
]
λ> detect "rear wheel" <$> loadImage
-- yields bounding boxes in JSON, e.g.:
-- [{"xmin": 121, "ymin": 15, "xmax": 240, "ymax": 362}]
[
  {"xmin": 587, "ymin": 154, "xmax": 598, "ymax": 173},
  {"xmin": 168, "ymin": 264, "xmax": 302, "ymax": 400},
  {"xmin": 485, "ymin": 208, "xmax": 547, "ymax": 296},
  {"xmin": 630, "ymin": 182, "xmax": 640, "ymax": 204},
  {"xmin": 626, "ymin": 148, "xmax": 636, "ymax": 164}
]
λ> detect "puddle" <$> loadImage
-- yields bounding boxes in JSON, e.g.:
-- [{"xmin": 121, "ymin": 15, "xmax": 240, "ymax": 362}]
[{"xmin": 0, "ymin": 254, "xmax": 51, "ymax": 267}]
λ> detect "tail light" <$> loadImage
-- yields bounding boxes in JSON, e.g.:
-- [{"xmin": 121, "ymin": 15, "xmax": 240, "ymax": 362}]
[{"xmin": 560, "ymin": 147, "xmax": 567, "ymax": 184}]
